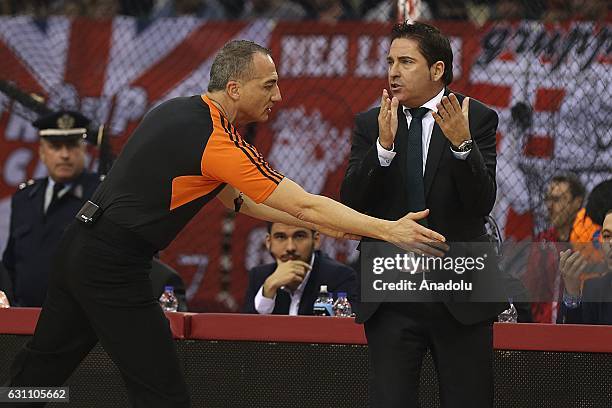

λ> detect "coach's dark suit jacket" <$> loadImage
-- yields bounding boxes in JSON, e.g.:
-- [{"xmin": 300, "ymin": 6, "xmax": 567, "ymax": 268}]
[
  {"xmin": 341, "ymin": 90, "xmax": 506, "ymax": 325},
  {"xmin": 242, "ymin": 251, "xmax": 356, "ymax": 315}
]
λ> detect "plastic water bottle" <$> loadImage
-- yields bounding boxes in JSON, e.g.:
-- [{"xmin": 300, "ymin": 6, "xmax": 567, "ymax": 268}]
[
  {"xmin": 333, "ymin": 292, "xmax": 352, "ymax": 317},
  {"xmin": 497, "ymin": 299, "xmax": 518, "ymax": 323},
  {"xmin": 313, "ymin": 285, "xmax": 334, "ymax": 316},
  {"xmin": 159, "ymin": 286, "xmax": 179, "ymax": 312}
]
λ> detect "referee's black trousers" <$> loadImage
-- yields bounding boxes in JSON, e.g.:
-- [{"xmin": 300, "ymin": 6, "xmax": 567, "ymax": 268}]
[{"xmin": 7, "ymin": 217, "xmax": 190, "ymax": 408}]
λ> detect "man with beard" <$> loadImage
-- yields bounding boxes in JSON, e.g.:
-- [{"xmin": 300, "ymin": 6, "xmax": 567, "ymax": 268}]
[{"xmin": 243, "ymin": 222, "xmax": 356, "ymax": 315}]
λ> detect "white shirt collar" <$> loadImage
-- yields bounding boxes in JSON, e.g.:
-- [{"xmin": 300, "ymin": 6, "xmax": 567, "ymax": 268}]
[{"xmin": 404, "ymin": 88, "xmax": 445, "ymax": 116}]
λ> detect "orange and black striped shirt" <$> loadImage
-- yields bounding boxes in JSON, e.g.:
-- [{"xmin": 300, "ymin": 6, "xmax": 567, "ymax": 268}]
[{"xmin": 90, "ymin": 95, "xmax": 283, "ymax": 250}]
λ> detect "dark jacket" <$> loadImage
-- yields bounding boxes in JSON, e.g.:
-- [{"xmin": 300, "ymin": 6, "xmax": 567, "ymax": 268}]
[
  {"xmin": 2, "ymin": 172, "xmax": 101, "ymax": 306},
  {"xmin": 562, "ymin": 272, "xmax": 612, "ymax": 325},
  {"xmin": 341, "ymin": 90, "xmax": 506, "ymax": 324},
  {"xmin": 242, "ymin": 251, "xmax": 356, "ymax": 315}
]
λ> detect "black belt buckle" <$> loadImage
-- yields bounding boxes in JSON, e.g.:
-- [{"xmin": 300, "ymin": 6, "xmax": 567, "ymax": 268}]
[{"xmin": 76, "ymin": 200, "xmax": 102, "ymax": 224}]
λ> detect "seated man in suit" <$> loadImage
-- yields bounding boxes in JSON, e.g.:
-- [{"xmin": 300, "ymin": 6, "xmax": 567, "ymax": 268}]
[
  {"xmin": 560, "ymin": 209, "xmax": 612, "ymax": 324},
  {"xmin": 243, "ymin": 222, "xmax": 356, "ymax": 315}
]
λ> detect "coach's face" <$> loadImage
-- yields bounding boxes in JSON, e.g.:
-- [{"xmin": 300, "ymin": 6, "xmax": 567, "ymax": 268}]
[
  {"xmin": 236, "ymin": 52, "xmax": 282, "ymax": 124},
  {"xmin": 387, "ymin": 38, "xmax": 444, "ymax": 109}
]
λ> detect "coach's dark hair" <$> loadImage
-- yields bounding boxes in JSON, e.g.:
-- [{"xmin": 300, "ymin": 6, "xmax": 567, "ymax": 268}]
[
  {"xmin": 391, "ymin": 21, "xmax": 453, "ymax": 86},
  {"xmin": 208, "ymin": 40, "xmax": 271, "ymax": 92}
]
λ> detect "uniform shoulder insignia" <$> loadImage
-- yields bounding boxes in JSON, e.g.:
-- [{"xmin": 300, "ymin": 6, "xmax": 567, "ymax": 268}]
[{"xmin": 18, "ymin": 179, "xmax": 36, "ymax": 190}]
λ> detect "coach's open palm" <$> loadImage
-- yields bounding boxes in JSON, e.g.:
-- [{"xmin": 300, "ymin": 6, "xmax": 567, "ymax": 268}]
[
  {"xmin": 378, "ymin": 89, "xmax": 399, "ymax": 150},
  {"xmin": 432, "ymin": 93, "xmax": 471, "ymax": 148}
]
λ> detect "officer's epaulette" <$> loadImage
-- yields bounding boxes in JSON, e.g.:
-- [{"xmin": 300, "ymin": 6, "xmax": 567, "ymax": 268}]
[{"xmin": 18, "ymin": 179, "xmax": 37, "ymax": 191}]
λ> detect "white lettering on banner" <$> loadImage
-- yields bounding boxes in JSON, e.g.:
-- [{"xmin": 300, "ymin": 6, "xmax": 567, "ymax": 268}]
[
  {"xmin": 280, "ymin": 35, "xmax": 348, "ymax": 77},
  {"xmin": 177, "ymin": 254, "xmax": 209, "ymax": 301},
  {"xmin": 3, "ymin": 148, "xmax": 33, "ymax": 186},
  {"xmin": 109, "ymin": 87, "xmax": 147, "ymax": 135},
  {"xmin": 177, "ymin": 254, "xmax": 209, "ymax": 267},
  {"xmin": 47, "ymin": 83, "xmax": 80, "ymax": 111},
  {"xmin": 355, "ymin": 36, "xmax": 389, "ymax": 77},
  {"xmin": 5, "ymin": 109, "xmax": 37, "ymax": 142},
  {"xmin": 81, "ymin": 96, "xmax": 113, "ymax": 127}
]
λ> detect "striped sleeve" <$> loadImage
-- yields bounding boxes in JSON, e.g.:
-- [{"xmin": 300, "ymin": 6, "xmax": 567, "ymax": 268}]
[{"xmin": 201, "ymin": 115, "xmax": 284, "ymax": 203}]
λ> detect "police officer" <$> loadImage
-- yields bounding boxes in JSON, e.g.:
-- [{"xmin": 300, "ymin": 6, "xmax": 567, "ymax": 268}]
[{"xmin": 1, "ymin": 110, "xmax": 101, "ymax": 307}]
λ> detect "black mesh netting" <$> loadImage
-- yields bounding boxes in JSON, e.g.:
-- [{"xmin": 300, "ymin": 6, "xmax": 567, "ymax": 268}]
[{"xmin": 1, "ymin": 334, "xmax": 611, "ymax": 407}]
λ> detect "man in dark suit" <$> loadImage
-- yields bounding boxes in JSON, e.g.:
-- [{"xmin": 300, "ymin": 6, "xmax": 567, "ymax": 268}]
[
  {"xmin": 1, "ymin": 110, "xmax": 102, "ymax": 307},
  {"xmin": 341, "ymin": 21, "xmax": 505, "ymax": 408},
  {"xmin": 560, "ymin": 209, "xmax": 612, "ymax": 324},
  {"xmin": 243, "ymin": 222, "xmax": 356, "ymax": 315}
]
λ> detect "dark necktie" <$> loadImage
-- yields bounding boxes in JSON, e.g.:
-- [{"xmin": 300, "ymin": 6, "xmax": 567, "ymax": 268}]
[
  {"xmin": 405, "ymin": 107, "xmax": 429, "ymax": 214},
  {"xmin": 48, "ymin": 182, "xmax": 65, "ymax": 210}
]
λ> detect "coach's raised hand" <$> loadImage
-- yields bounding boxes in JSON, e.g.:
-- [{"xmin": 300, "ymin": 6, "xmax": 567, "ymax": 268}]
[
  {"xmin": 432, "ymin": 93, "xmax": 471, "ymax": 148},
  {"xmin": 378, "ymin": 89, "xmax": 399, "ymax": 150}
]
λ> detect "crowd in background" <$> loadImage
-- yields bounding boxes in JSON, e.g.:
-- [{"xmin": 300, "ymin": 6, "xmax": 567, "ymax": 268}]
[{"xmin": 0, "ymin": 0, "xmax": 610, "ymax": 22}]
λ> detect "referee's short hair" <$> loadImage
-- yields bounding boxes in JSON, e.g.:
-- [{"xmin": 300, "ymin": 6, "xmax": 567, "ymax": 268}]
[{"xmin": 208, "ymin": 40, "xmax": 272, "ymax": 92}]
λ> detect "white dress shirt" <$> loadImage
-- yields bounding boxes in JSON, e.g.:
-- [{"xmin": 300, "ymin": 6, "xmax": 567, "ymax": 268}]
[
  {"xmin": 254, "ymin": 252, "xmax": 316, "ymax": 316},
  {"xmin": 43, "ymin": 178, "xmax": 71, "ymax": 213},
  {"xmin": 377, "ymin": 88, "xmax": 470, "ymax": 169}
]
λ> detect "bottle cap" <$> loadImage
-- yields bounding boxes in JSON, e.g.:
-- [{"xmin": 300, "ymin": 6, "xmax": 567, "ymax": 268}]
[
  {"xmin": 320, "ymin": 285, "xmax": 328, "ymax": 293},
  {"xmin": 337, "ymin": 292, "xmax": 347, "ymax": 298},
  {"xmin": 164, "ymin": 286, "xmax": 174, "ymax": 292}
]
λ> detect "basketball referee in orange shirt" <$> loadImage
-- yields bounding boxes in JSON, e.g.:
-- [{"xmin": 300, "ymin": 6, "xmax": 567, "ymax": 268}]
[{"xmin": 6, "ymin": 40, "xmax": 446, "ymax": 407}]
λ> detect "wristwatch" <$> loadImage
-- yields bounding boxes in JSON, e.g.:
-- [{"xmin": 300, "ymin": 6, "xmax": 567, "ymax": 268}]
[{"xmin": 451, "ymin": 139, "xmax": 473, "ymax": 152}]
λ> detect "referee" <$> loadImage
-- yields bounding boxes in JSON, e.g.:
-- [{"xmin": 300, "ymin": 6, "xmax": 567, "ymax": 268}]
[{"xmin": 6, "ymin": 40, "xmax": 445, "ymax": 407}]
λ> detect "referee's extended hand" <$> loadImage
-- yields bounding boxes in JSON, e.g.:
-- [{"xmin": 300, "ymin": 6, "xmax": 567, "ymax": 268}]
[{"xmin": 387, "ymin": 210, "xmax": 448, "ymax": 257}]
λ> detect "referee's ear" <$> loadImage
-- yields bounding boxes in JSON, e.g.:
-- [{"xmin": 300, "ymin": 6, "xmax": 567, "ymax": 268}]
[{"xmin": 226, "ymin": 80, "xmax": 241, "ymax": 101}]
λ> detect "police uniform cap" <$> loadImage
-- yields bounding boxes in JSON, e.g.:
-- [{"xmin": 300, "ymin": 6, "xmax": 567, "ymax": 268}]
[{"xmin": 32, "ymin": 110, "xmax": 91, "ymax": 143}]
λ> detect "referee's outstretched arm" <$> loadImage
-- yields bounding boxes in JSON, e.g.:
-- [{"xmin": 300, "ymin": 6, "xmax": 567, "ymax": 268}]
[{"xmin": 217, "ymin": 179, "xmax": 446, "ymax": 256}]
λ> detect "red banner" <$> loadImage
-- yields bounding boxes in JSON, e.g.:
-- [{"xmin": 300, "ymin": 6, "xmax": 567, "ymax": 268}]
[{"xmin": 1, "ymin": 18, "xmax": 609, "ymax": 311}]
